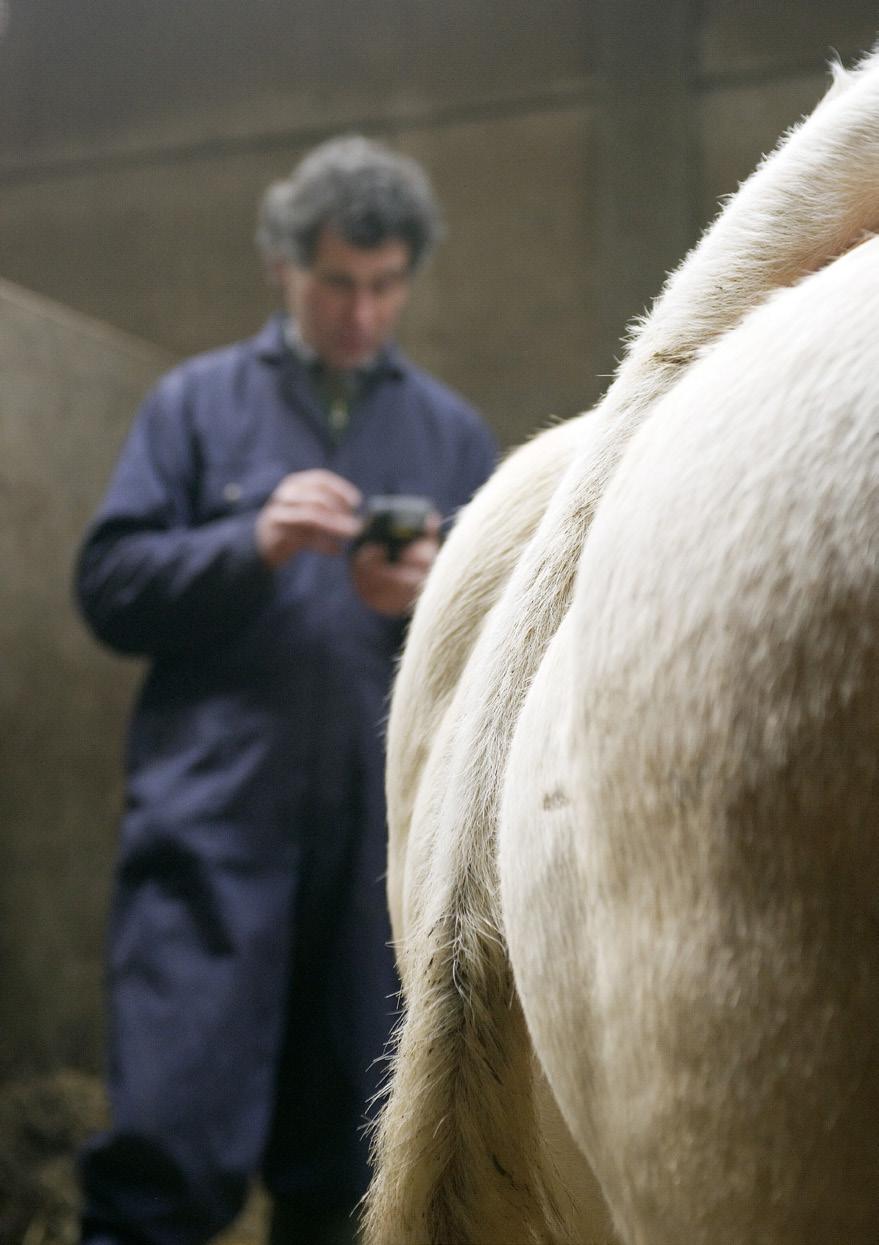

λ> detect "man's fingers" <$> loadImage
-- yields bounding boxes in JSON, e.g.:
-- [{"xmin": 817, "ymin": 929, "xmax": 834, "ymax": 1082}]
[
  {"xmin": 396, "ymin": 535, "xmax": 441, "ymax": 570},
  {"xmin": 353, "ymin": 554, "xmax": 429, "ymax": 590},
  {"xmin": 270, "ymin": 499, "xmax": 363, "ymax": 540},
  {"xmin": 350, "ymin": 542, "xmax": 385, "ymax": 569},
  {"xmin": 256, "ymin": 479, "xmax": 364, "ymax": 567},
  {"xmin": 272, "ymin": 469, "xmax": 362, "ymax": 512},
  {"xmin": 296, "ymin": 533, "xmax": 347, "ymax": 557}
]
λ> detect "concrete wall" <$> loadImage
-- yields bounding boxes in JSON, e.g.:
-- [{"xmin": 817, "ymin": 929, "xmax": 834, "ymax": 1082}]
[
  {"xmin": 0, "ymin": 1, "xmax": 876, "ymax": 1071},
  {"xmin": 0, "ymin": 281, "xmax": 168, "ymax": 1068},
  {"xmin": 1, "ymin": 2, "xmax": 875, "ymax": 447}
]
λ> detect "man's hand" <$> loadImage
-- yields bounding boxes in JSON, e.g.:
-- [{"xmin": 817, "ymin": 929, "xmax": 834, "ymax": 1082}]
[
  {"xmin": 350, "ymin": 515, "xmax": 441, "ymax": 617},
  {"xmin": 255, "ymin": 469, "xmax": 363, "ymax": 567}
]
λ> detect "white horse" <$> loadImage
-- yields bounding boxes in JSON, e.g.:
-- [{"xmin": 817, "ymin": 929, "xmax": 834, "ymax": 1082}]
[{"xmin": 365, "ymin": 46, "xmax": 879, "ymax": 1245}]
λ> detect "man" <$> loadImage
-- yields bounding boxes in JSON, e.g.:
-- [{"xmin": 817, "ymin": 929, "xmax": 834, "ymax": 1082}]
[{"xmin": 75, "ymin": 135, "xmax": 497, "ymax": 1245}]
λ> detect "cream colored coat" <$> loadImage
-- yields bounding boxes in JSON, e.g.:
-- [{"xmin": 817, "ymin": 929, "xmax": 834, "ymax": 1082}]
[{"xmin": 365, "ymin": 47, "xmax": 879, "ymax": 1245}]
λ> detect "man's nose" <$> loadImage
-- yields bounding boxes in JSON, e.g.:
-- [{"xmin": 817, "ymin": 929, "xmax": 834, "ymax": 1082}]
[{"xmin": 349, "ymin": 288, "xmax": 378, "ymax": 328}]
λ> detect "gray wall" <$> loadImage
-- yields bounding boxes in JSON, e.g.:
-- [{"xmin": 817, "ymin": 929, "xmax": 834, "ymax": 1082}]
[
  {"xmin": 1, "ymin": 2, "xmax": 876, "ymax": 447},
  {"xmin": 0, "ymin": 281, "xmax": 168, "ymax": 1068},
  {"xmin": 0, "ymin": 1, "xmax": 876, "ymax": 1070}
]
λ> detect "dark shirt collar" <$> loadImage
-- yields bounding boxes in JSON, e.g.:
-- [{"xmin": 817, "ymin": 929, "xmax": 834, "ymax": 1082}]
[{"xmin": 253, "ymin": 313, "xmax": 406, "ymax": 380}]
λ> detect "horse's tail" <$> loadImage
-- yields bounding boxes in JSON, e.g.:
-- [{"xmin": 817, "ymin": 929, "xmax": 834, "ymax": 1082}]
[{"xmin": 363, "ymin": 856, "xmax": 576, "ymax": 1245}]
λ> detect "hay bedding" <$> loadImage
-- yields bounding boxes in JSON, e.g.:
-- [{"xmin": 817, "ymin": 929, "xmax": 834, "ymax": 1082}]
[{"xmin": 0, "ymin": 1070, "xmax": 266, "ymax": 1244}]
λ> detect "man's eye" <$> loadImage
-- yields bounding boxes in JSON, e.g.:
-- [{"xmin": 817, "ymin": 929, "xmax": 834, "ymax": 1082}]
[
  {"xmin": 372, "ymin": 276, "xmax": 405, "ymax": 296},
  {"xmin": 320, "ymin": 273, "xmax": 405, "ymax": 295}
]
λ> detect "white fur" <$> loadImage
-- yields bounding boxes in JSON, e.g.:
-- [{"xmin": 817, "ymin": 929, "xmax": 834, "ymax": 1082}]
[{"xmin": 366, "ymin": 48, "xmax": 879, "ymax": 1245}]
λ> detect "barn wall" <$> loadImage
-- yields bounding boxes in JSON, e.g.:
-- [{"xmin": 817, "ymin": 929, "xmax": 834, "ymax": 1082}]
[
  {"xmin": 0, "ymin": 2, "xmax": 875, "ymax": 448},
  {"xmin": 0, "ymin": 281, "xmax": 168, "ymax": 1068}
]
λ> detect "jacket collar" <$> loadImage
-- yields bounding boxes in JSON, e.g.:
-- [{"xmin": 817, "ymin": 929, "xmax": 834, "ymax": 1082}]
[{"xmin": 253, "ymin": 314, "xmax": 407, "ymax": 380}]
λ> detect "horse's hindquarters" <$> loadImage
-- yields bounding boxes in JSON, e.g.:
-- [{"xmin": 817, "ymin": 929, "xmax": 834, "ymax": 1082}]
[
  {"xmin": 500, "ymin": 613, "xmax": 623, "ymax": 1245},
  {"xmin": 504, "ymin": 238, "xmax": 879, "ymax": 1245}
]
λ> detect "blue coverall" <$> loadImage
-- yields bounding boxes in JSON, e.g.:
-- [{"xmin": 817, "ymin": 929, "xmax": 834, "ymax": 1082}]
[{"xmin": 74, "ymin": 316, "xmax": 497, "ymax": 1244}]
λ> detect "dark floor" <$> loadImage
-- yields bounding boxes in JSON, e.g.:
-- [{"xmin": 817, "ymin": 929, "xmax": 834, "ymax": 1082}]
[{"xmin": 0, "ymin": 1069, "xmax": 269, "ymax": 1245}]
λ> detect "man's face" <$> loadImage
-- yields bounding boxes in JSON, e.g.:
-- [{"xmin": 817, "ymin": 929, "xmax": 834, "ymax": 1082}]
[{"xmin": 278, "ymin": 225, "xmax": 412, "ymax": 370}]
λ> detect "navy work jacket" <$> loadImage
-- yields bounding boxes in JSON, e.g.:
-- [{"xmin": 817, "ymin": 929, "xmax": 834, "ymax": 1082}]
[{"xmin": 75, "ymin": 316, "xmax": 497, "ymax": 1107}]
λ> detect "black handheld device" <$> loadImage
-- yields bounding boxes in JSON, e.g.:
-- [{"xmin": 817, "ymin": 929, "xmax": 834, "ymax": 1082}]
[{"xmin": 354, "ymin": 495, "xmax": 434, "ymax": 562}]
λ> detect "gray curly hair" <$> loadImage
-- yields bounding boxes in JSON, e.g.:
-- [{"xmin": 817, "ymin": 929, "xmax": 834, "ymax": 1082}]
[{"xmin": 256, "ymin": 135, "xmax": 443, "ymax": 273}]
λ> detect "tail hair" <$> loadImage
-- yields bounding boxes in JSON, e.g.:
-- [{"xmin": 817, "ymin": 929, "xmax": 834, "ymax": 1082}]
[{"xmin": 363, "ymin": 874, "xmax": 577, "ymax": 1245}]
